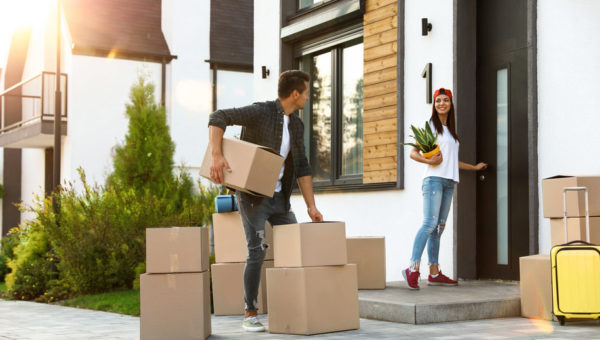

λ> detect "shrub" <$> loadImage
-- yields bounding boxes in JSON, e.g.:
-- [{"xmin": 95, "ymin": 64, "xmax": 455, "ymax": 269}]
[
  {"xmin": 0, "ymin": 228, "xmax": 21, "ymax": 282},
  {"xmin": 5, "ymin": 222, "xmax": 58, "ymax": 300}
]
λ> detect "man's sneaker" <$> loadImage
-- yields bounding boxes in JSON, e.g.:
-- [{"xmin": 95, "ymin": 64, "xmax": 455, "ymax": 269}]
[
  {"xmin": 242, "ymin": 315, "xmax": 265, "ymax": 332},
  {"xmin": 427, "ymin": 271, "xmax": 458, "ymax": 286},
  {"xmin": 402, "ymin": 268, "xmax": 420, "ymax": 290}
]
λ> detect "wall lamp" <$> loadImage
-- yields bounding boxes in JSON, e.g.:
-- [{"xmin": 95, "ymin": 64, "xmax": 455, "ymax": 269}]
[
  {"xmin": 422, "ymin": 18, "xmax": 432, "ymax": 36},
  {"xmin": 261, "ymin": 66, "xmax": 270, "ymax": 79}
]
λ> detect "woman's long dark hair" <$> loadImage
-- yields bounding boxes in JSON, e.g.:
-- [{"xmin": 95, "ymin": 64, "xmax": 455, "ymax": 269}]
[{"xmin": 430, "ymin": 102, "xmax": 460, "ymax": 142}]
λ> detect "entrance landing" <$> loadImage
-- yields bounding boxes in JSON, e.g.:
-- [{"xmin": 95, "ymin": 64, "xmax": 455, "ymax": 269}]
[{"xmin": 358, "ymin": 280, "xmax": 521, "ymax": 324}]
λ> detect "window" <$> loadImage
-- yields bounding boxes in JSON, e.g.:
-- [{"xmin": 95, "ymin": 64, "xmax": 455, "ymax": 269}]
[{"xmin": 299, "ymin": 40, "xmax": 364, "ymax": 187}]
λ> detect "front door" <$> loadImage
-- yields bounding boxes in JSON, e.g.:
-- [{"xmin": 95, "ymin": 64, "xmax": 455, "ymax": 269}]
[{"xmin": 475, "ymin": 0, "xmax": 530, "ymax": 280}]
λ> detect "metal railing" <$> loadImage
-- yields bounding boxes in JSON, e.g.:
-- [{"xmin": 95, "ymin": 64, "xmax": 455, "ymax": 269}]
[{"xmin": 0, "ymin": 71, "xmax": 68, "ymax": 134}]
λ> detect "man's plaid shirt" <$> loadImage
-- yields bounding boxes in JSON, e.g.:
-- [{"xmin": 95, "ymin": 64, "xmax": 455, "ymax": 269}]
[{"xmin": 208, "ymin": 99, "xmax": 312, "ymax": 211}]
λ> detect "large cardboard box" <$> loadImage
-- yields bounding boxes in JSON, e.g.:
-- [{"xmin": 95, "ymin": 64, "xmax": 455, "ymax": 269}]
[
  {"xmin": 273, "ymin": 222, "xmax": 347, "ymax": 267},
  {"xmin": 542, "ymin": 175, "xmax": 600, "ymax": 218},
  {"xmin": 200, "ymin": 137, "xmax": 284, "ymax": 197},
  {"xmin": 347, "ymin": 237, "xmax": 386, "ymax": 289},
  {"xmin": 211, "ymin": 261, "xmax": 273, "ymax": 315},
  {"xmin": 549, "ymin": 217, "xmax": 600, "ymax": 247},
  {"xmin": 140, "ymin": 272, "xmax": 211, "ymax": 340},
  {"xmin": 519, "ymin": 254, "xmax": 553, "ymax": 320},
  {"xmin": 213, "ymin": 212, "xmax": 273, "ymax": 263},
  {"xmin": 266, "ymin": 265, "xmax": 360, "ymax": 335},
  {"xmin": 146, "ymin": 227, "xmax": 209, "ymax": 274}
]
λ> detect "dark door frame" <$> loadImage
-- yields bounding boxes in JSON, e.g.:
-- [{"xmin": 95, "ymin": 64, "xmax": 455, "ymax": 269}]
[{"xmin": 453, "ymin": 0, "xmax": 538, "ymax": 280}]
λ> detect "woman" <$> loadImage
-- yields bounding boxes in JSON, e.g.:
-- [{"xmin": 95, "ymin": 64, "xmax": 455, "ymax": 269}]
[{"xmin": 403, "ymin": 88, "xmax": 487, "ymax": 290}]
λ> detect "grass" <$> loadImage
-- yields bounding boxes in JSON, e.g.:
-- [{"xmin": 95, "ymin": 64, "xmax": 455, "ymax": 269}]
[{"xmin": 60, "ymin": 289, "xmax": 140, "ymax": 316}]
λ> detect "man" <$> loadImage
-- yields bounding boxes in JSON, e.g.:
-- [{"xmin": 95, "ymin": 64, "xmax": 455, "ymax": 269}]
[{"xmin": 208, "ymin": 70, "xmax": 323, "ymax": 332}]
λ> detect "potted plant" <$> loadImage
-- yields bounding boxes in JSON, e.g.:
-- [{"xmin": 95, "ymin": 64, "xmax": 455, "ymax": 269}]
[{"xmin": 402, "ymin": 122, "xmax": 440, "ymax": 162}]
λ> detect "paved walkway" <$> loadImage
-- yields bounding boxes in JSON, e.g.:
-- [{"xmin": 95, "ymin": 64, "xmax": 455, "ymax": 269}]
[{"xmin": 1, "ymin": 299, "xmax": 599, "ymax": 339}]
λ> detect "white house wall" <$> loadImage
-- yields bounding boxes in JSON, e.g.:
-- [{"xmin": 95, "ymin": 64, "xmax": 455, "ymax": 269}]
[
  {"xmin": 217, "ymin": 70, "xmax": 254, "ymax": 139},
  {"xmin": 537, "ymin": 0, "xmax": 600, "ymax": 254},
  {"xmin": 253, "ymin": 0, "xmax": 281, "ymax": 102},
  {"xmin": 161, "ymin": 0, "xmax": 212, "ymax": 183},
  {"xmin": 252, "ymin": 0, "xmax": 455, "ymax": 281},
  {"xmin": 67, "ymin": 55, "xmax": 162, "ymax": 187}
]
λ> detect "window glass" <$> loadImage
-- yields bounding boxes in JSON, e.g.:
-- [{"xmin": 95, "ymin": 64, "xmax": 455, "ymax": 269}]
[
  {"xmin": 310, "ymin": 51, "xmax": 332, "ymax": 181},
  {"xmin": 298, "ymin": 0, "xmax": 325, "ymax": 10},
  {"xmin": 341, "ymin": 43, "xmax": 363, "ymax": 176}
]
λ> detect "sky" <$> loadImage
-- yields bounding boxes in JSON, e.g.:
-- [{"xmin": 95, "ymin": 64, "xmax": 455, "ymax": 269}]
[{"xmin": 0, "ymin": 0, "xmax": 52, "ymax": 71}]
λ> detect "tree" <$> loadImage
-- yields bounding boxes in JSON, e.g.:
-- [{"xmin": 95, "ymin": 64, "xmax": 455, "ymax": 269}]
[{"xmin": 108, "ymin": 76, "xmax": 176, "ymax": 197}]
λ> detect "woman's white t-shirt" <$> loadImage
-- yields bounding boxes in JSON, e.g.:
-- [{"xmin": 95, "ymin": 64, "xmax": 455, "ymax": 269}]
[{"xmin": 423, "ymin": 122, "xmax": 460, "ymax": 183}]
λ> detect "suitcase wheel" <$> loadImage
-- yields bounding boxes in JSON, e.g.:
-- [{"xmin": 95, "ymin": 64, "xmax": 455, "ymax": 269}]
[{"xmin": 556, "ymin": 315, "xmax": 566, "ymax": 326}]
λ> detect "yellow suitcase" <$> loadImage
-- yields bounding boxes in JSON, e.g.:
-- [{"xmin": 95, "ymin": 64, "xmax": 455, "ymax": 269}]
[{"xmin": 551, "ymin": 186, "xmax": 600, "ymax": 325}]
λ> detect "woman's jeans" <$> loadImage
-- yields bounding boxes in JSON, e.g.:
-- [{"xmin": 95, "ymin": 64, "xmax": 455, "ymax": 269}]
[
  {"xmin": 236, "ymin": 191, "xmax": 297, "ymax": 311},
  {"xmin": 410, "ymin": 176, "xmax": 455, "ymax": 268}
]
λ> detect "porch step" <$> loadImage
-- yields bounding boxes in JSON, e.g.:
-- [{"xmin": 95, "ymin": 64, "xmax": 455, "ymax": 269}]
[{"xmin": 358, "ymin": 280, "xmax": 521, "ymax": 324}]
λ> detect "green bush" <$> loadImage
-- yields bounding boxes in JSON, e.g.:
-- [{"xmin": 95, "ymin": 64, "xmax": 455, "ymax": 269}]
[
  {"xmin": 0, "ymin": 228, "xmax": 21, "ymax": 282},
  {"xmin": 5, "ymin": 223, "xmax": 58, "ymax": 300}
]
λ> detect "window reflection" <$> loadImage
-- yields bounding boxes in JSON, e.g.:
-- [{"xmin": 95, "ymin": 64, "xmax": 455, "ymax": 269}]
[
  {"xmin": 311, "ymin": 52, "xmax": 332, "ymax": 181},
  {"xmin": 342, "ymin": 44, "xmax": 363, "ymax": 176}
]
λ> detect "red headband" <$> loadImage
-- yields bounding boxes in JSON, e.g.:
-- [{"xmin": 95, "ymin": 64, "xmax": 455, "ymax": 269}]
[{"xmin": 433, "ymin": 88, "xmax": 453, "ymax": 101}]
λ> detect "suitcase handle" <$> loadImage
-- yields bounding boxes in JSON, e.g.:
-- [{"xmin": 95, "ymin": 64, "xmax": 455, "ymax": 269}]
[
  {"xmin": 561, "ymin": 240, "xmax": 592, "ymax": 246},
  {"xmin": 562, "ymin": 187, "xmax": 591, "ymax": 243}
]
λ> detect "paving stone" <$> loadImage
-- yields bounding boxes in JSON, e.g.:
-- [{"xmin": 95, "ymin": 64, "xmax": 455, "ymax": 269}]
[{"xmin": 1, "ymin": 299, "xmax": 599, "ymax": 339}]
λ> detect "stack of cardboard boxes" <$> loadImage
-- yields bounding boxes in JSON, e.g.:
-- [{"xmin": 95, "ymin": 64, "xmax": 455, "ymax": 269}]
[
  {"xmin": 520, "ymin": 175, "xmax": 600, "ymax": 320},
  {"xmin": 267, "ymin": 222, "xmax": 360, "ymax": 335},
  {"xmin": 141, "ymin": 227, "xmax": 211, "ymax": 340},
  {"xmin": 211, "ymin": 211, "xmax": 274, "ymax": 315}
]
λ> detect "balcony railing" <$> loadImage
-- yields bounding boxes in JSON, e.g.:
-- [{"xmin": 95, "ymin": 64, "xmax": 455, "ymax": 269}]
[{"xmin": 0, "ymin": 71, "xmax": 68, "ymax": 148}]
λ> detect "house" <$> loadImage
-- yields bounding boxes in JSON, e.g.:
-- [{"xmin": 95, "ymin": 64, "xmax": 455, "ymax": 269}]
[
  {"xmin": 254, "ymin": 0, "xmax": 600, "ymax": 281},
  {"xmin": 0, "ymin": 1, "xmax": 253, "ymax": 235},
  {"xmin": 3, "ymin": 0, "xmax": 599, "ymax": 284}
]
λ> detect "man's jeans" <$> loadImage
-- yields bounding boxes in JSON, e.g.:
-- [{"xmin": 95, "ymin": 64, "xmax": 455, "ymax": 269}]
[
  {"xmin": 236, "ymin": 191, "xmax": 297, "ymax": 311},
  {"xmin": 410, "ymin": 176, "xmax": 455, "ymax": 268}
]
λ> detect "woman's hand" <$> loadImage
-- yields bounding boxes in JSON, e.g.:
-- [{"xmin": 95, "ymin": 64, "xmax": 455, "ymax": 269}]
[
  {"xmin": 474, "ymin": 162, "xmax": 488, "ymax": 171},
  {"xmin": 427, "ymin": 152, "xmax": 443, "ymax": 166}
]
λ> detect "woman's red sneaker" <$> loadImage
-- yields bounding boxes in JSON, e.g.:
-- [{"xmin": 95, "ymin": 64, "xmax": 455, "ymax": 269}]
[
  {"xmin": 402, "ymin": 268, "xmax": 420, "ymax": 290},
  {"xmin": 427, "ymin": 271, "xmax": 458, "ymax": 286}
]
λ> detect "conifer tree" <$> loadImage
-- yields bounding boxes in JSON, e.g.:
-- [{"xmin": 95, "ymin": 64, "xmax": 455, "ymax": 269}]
[{"xmin": 109, "ymin": 76, "xmax": 175, "ymax": 197}]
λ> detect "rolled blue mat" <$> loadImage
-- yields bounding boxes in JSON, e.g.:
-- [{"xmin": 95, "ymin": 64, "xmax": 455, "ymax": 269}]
[{"xmin": 215, "ymin": 194, "xmax": 238, "ymax": 213}]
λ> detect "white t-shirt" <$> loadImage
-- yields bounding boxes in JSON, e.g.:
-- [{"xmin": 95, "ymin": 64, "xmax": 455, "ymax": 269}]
[
  {"xmin": 275, "ymin": 114, "xmax": 291, "ymax": 192},
  {"xmin": 423, "ymin": 122, "xmax": 460, "ymax": 183}
]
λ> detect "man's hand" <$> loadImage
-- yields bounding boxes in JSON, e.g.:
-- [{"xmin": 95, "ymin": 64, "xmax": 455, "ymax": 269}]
[
  {"xmin": 307, "ymin": 206, "xmax": 323, "ymax": 222},
  {"xmin": 210, "ymin": 153, "xmax": 231, "ymax": 184}
]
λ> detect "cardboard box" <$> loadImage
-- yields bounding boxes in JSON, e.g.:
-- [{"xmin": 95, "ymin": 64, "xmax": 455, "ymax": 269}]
[
  {"xmin": 140, "ymin": 272, "xmax": 211, "ymax": 339},
  {"xmin": 211, "ymin": 261, "xmax": 273, "ymax": 315},
  {"xmin": 519, "ymin": 254, "xmax": 553, "ymax": 320},
  {"xmin": 266, "ymin": 265, "xmax": 359, "ymax": 335},
  {"xmin": 273, "ymin": 222, "xmax": 347, "ymax": 267},
  {"xmin": 549, "ymin": 217, "xmax": 600, "ymax": 247},
  {"xmin": 200, "ymin": 137, "xmax": 284, "ymax": 197},
  {"xmin": 542, "ymin": 175, "xmax": 600, "ymax": 218},
  {"xmin": 146, "ymin": 227, "xmax": 210, "ymax": 274},
  {"xmin": 213, "ymin": 212, "xmax": 273, "ymax": 263},
  {"xmin": 347, "ymin": 237, "xmax": 386, "ymax": 289}
]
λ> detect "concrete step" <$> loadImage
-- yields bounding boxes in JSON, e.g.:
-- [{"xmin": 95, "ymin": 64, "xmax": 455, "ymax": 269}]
[{"xmin": 358, "ymin": 280, "xmax": 521, "ymax": 324}]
